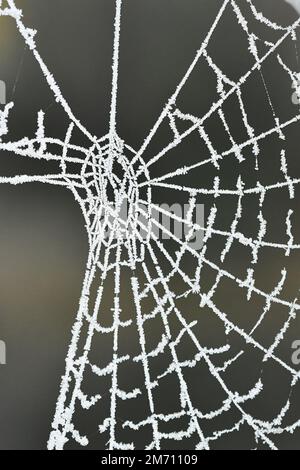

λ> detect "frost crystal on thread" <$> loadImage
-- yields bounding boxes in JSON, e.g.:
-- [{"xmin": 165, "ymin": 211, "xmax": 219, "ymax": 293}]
[
  {"xmin": 1, "ymin": 0, "xmax": 300, "ymax": 450},
  {"xmin": 285, "ymin": 0, "xmax": 300, "ymax": 15}
]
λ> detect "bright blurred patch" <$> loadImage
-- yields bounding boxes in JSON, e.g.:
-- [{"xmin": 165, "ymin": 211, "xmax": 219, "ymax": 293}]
[{"xmin": 285, "ymin": 0, "xmax": 300, "ymax": 14}]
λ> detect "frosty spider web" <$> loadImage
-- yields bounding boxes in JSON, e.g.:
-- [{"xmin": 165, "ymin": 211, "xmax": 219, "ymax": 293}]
[{"xmin": 1, "ymin": 0, "xmax": 300, "ymax": 450}]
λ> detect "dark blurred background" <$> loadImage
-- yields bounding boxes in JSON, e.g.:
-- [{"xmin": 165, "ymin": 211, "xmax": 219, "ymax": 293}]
[{"xmin": 0, "ymin": 0, "xmax": 300, "ymax": 450}]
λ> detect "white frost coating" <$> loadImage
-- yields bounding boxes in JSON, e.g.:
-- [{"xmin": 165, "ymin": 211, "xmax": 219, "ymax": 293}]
[
  {"xmin": 0, "ymin": 0, "xmax": 300, "ymax": 450},
  {"xmin": 0, "ymin": 102, "xmax": 13, "ymax": 137}
]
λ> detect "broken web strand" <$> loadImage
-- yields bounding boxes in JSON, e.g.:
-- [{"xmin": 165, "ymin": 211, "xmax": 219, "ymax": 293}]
[{"xmin": 133, "ymin": 203, "xmax": 300, "ymax": 448}]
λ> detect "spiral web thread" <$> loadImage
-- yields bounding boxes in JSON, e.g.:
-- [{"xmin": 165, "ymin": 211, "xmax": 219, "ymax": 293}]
[{"xmin": 1, "ymin": 0, "xmax": 300, "ymax": 450}]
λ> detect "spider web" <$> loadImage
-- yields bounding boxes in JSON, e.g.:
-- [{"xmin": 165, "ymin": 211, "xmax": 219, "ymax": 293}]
[{"xmin": 1, "ymin": 0, "xmax": 300, "ymax": 450}]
